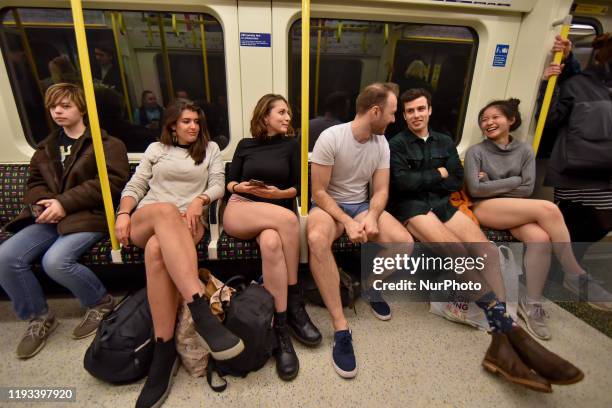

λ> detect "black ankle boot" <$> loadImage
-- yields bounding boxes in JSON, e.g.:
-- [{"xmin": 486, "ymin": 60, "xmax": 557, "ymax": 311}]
[
  {"xmin": 135, "ymin": 337, "xmax": 179, "ymax": 408},
  {"xmin": 187, "ymin": 294, "xmax": 244, "ymax": 360},
  {"xmin": 274, "ymin": 312, "xmax": 299, "ymax": 381},
  {"xmin": 287, "ymin": 284, "xmax": 322, "ymax": 346}
]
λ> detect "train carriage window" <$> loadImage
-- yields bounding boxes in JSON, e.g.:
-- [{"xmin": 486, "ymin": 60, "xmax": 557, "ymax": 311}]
[
  {"xmin": 289, "ymin": 19, "xmax": 478, "ymax": 147},
  {"xmin": 568, "ymin": 17, "xmax": 602, "ymax": 70},
  {"xmin": 0, "ymin": 8, "xmax": 229, "ymax": 152}
]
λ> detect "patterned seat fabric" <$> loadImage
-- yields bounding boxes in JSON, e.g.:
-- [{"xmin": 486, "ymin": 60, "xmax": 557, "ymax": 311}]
[
  {"xmin": 217, "ymin": 231, "xmax": 260, "ymax": 260},
  {"xmin": 0, "ymin": 164, "xmax": 209, "ymax": 265}
]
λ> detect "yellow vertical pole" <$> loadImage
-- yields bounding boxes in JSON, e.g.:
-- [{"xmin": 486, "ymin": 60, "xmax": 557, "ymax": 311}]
[
  {"xmin": 300, "ymin": 0, "xmax": 310, "ymax": 216},
  {"xmin": 69, "ymin": 0, "xmax": 121, "ymax": 262},
  {"xmin": 157, "ymin": 13, "xmax": 174, "ymax": 102},
  {"xmin": 12, "ymin": 9, "xmax": 53, "ymax": 131},
  {"xmin": 387, "ymin": 37, "xmax": 399, "ymax": 82},
  {"xmin": 110, "ymin": 12, "xmax": 133, "ymax": 122},
  {"xmin": 313, "ymin": 19, "xmax": 322, "ymax": 116},
  {"xmin": 532, "ymin": 15, "xmax": 572, "ymax": 154},
  {"xmin": 199, "ymin": 15, "xmax": 211, "ymax": 103}
]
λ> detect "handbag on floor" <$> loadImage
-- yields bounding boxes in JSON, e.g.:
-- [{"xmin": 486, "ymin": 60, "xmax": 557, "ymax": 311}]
[{"xmin": 83, "ymin": 288, "xmax": 154, "ymax": 383}]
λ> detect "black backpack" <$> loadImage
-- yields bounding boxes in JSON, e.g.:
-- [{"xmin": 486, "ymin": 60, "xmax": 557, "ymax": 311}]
[
  {"xmin": 207, "ymin": 276, "xmax": 276, "ymax": 392},
  {"xmin": 84, "ymin": 288, "xmax": 155, "ymax": 384}
]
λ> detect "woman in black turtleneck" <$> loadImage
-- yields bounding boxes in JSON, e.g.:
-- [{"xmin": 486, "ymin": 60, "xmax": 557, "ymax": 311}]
[{"xmin": 224, "ymin": 94, "xmax": 321, "ymax": 381}]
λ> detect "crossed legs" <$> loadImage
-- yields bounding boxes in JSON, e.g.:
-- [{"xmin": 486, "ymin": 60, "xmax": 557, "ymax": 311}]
[
  {"xmin": 130, "ymin": 203, "xmax": 205, "ymax": 340},
  {"xmin": 405, "ymin": 210, "xmax": 504, "ymax": 300},
  {"xmin": 473, "ymin": 198, "xmax": 585, "ymax": 300}
]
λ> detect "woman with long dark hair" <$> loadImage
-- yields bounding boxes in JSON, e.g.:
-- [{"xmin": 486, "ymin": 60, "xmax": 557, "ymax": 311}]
[
  {"xmin": 115, "ymin": 100, "xmax": 244, "ymax": 408},
  {"xmin": 465, "ymin": 98, "xmax": 595, "ymax": 340}
]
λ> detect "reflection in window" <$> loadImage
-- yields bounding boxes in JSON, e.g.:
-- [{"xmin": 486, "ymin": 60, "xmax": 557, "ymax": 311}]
[
  {"xmin": 289, "ymin": 20, "xmax": 478, "ymax": 147},
  {"xmin": 0, "ymin": 9, "xmax": 229, "ymax": 151},
  {"xmin": 569, "ymin": 22, "xmax": 600, "ymax": 70}
]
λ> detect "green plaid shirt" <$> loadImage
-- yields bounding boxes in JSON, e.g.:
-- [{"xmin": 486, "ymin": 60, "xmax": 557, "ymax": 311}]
[{"xmin": 387, "ymin": 129, "xmax": 463, "ymax": 222}]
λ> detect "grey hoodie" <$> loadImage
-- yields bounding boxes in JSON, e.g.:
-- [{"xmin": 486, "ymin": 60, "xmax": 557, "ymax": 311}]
[{"xmin": 464, "ymin": 137, "xmax": 535, "ymax": 198}]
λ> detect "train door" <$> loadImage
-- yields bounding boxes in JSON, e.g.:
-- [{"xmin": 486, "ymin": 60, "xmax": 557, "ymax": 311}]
[{"xmin": 272, "ymin": 0, "xmax": 527, "ymax": 153}]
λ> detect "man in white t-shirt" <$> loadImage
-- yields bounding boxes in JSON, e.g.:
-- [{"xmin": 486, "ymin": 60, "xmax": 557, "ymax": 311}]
[{"xmin": 308, "ymin": 82, "xmax": 414, "ymax": 379}]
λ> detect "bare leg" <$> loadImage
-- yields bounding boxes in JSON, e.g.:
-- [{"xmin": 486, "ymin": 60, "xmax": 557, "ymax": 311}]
[
  {"xmin": 224, "ymin": 201, "xmax": 300, "ymax": 286},
  {"xmin": 130, "ymin": 203, "xmax": 201, "ymax": 300},
  {"xmin": 307, "ymin": 207, "xmax": 346, "ymax": 331},
  {"xmin": 356, "ymin": 210, "xmax": 414, "ymax": 284},
  {"xmin": 145, "ymin": 235, "xmax": 179, "ymax": 341},
  {"xmin": 404, "ymin": 212, "xmax": 499, "ymax": 299},
  {"xmin": 510, "ymin": 223, "xmax": 552, "ymax": 301},
  {"xmin": 405, "ymin": 212, "xmax": 469, "ymax": 258},
  {"xmin": 257, "ymin": 229, "xmax": 289, "ymax": 312},
  {"xmin": 141, "ymin": 217, "xmax": 205, "ymax": 340},
  {"xmin": 223, "ymin": 201, "xmax": 301, "ymax": 311},
  {"xmin": 473, "ymin": 198, "xmax": 584, "ymax": 276},
  {"xmin": 444, "ymin": 210, "xmax": 505, "ymax": 301}
]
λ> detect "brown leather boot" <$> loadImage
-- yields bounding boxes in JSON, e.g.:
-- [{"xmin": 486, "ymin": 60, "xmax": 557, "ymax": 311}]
[
  {"xmin": 482, "ymin": 332, "xmax": 552, "ymax": 393},
  {"xmin": 506, "ymin": 326, "xmax": 584, "ymax": 385}
]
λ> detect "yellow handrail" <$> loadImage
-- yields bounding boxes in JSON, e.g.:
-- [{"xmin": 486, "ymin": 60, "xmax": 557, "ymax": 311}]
[
  {"xmin": 110, "ymin": 12, "xmax": 133, "ymax": 122},
  {"xmin": 199, "ymin": 15, "xmax": 211, "ymax": 103},
  {"xmin": 532, "ymin": 15, "xmax": 572, "ymax": 154},
  {"xmin": 300, "ymin": 0, "xmax": 310, "ymax": 216},
  {"xmin": 69, "ymin": 0, "xmax": 121, "ymax": 262},
  {"xmin": 157, "ymin": 13, "xmax": 174, "ymax": 102},
  {"xmin": 314, "ymin": 19, "xmax": 323, "ymax": 116},
  {"xmin": 12, "ymin": 9, "xmax": 54, "ymax": 132}
]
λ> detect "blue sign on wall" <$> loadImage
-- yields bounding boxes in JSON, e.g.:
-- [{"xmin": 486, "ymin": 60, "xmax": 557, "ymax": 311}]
[
  {"xmin": 240, "ymin": 32, "xmax": 271, "ymax": 47},
  {"xmin": 493, "ymin": 44, "xmax": 510, "ymax": 67}
]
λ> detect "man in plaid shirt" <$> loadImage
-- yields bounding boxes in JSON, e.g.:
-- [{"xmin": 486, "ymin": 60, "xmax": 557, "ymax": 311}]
[{"xmin": 387, "ymin": 88, "xmax": 466, "ymax": 232}]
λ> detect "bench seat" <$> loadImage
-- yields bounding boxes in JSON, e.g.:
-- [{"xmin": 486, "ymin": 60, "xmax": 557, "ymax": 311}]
[{"xmin": 1, "ymin": 163, "xmax": 516, "ymax": 265}]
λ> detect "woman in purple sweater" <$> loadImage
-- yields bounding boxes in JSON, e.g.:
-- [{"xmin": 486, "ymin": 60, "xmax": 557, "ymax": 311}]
[{"xmin": 464, "ymin": 98, "xmax": 601, "ymax": 340}]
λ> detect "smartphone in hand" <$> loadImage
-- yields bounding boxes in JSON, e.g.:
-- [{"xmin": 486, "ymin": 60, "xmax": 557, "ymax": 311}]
[
  {"xmin": 248, "ymin": 179, "xmax": 267, "ymax": 188},
  {"xmin": 29, "ymin": 204, "xmax": 44, "ymax": 218}
]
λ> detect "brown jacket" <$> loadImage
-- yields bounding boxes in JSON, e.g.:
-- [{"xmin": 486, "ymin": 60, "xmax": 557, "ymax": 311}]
[{"xmin": 5, "ymin": 128, "xmax": 130, "ymax": 235}]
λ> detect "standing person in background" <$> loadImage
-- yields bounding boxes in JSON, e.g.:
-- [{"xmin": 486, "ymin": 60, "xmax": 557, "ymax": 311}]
[
  {"xmin": 224, "ymin": 94, "xmax": 321, "ymax": 382},
  {"xmin": 0, "ymin": 83, "xmax": 130, "ymax": 359},
  {"xmin": 92, "ymin": 44, "xmax": 122, "ymax": 92},
  {"xmin": 308, "ymin": 91, "xmax": 350, "ymax": 151},
  {"xmin": 41, "ymin": 55, "xmax": 80, "ymax": 91},
  {"xmin": 115, "ymin": 100, "xmax": 243, "ymax": 408},
  {"xmin": 544, "ymin": 33, "xmax": 612, "ymax": 310},
  {"xmin": 134, "ymin": 90, "xmax": 164, "ymax": 137},
  {"xmin": 537, "ymin": 35, "xmax": 581, "ymax": 157}
]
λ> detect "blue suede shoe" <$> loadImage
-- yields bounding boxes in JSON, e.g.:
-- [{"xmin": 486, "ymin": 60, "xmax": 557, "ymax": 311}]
[
  {"xmin": 332, "ymin": 329, "xmax": 357, "ymax": 378},
  {"xmin": 365, "ymin": 289, "xmax": 392, "ymax": 321}
]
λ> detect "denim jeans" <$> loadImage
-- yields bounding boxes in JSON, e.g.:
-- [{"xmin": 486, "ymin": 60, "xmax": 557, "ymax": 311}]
[{"xmin": 0, "ymin": 223, "xmax": 106, "ymax": 320}]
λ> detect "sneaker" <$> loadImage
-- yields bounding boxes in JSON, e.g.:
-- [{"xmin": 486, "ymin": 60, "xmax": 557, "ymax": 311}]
[
  {"xmin": 16, "ymin": 314, "xmax": 59, "ymax": 359},
  {"xmin": 563, "ymin": 273, "xmax": 612, "ymax": 312},
  {"xmin": 72, "ymin": 294, "xmax": 116, "ymax": 339},
  {"xmin": 365, "ymin": 289, "xmax": 392, "ymax": 321},
  {"xmin": 332, "ymin": 329, "xmax": 357, "ymax": 378},
  {"xmin": 518, "ymin": 297, "xmax": 551, "ymax": 341}
]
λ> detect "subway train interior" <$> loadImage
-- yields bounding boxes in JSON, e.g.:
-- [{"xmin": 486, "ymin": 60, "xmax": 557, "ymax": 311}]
[{"xmin": 0, "ymin": 0, "xmax": 611, "ymax": 406}]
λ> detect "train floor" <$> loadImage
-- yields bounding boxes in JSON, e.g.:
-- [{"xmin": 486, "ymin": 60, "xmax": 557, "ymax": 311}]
[{"xmin": 1, "ymin": 295, "xmax": 611, "ymax": 407}]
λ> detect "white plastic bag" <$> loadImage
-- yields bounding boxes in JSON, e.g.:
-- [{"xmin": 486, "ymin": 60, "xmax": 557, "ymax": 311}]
[{"xmin": 429, "ymin": 244, "xmax": 521, "ymax": 330}]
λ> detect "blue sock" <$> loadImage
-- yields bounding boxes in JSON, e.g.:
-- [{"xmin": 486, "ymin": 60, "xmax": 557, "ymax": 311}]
[{"xmin": 475, "ymin": 292, "xmax": 516, "ymax": 333}]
